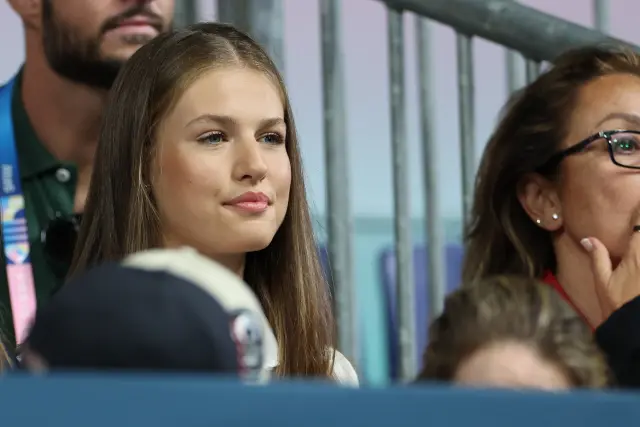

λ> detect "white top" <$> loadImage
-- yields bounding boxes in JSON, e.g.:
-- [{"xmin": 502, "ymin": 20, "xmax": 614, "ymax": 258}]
[
  {"xmin": 332, "ymin": 350, "xmax": 359, "ymax": 386},
  {"xmin": 265, "ymin": 349, "xmax": 359, "ymax": 386}
]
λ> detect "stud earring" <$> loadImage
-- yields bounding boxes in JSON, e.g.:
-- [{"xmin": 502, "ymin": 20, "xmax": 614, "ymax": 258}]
[
  {"xmin": 535, "ymin": 219, "xmax": 542, "ymax": 225},
  {"xmin": 551, "ymin": 213, "xmax": 559, "ymax": 220}
]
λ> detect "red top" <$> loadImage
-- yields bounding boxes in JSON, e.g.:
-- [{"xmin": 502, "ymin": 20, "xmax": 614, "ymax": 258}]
[{"xmin": 541, "ymin": 271, "xmax": 593, "ymax": 330}]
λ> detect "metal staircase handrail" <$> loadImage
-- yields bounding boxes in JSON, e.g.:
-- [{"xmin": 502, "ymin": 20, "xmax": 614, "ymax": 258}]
[{"xmin": 381, "ymin": 0, "xmax": 638, "ymax": 61}]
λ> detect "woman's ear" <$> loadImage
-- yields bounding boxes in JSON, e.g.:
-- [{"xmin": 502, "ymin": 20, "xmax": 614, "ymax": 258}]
[{"xmin": 517, "ymin": 173, "xmax": 563, "ymax": 231}]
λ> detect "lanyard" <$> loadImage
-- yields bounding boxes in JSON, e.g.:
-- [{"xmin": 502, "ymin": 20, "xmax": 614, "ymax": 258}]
[{"xmin": 0, "ymin": 78, "xmax": 37, "ymax": 345}]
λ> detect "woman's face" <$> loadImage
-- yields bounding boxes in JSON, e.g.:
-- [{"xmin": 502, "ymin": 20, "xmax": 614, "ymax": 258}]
[
  {"xmin": 152, "ymin": 67, "xmax": 291, "ymax": 268},
  {"xmin": 454, "ymin": 341, "xmax": 570, "ymax": 390},
  {"xmin": 556, "ymin": 73, "xmax": 640, "ymax": 261}
]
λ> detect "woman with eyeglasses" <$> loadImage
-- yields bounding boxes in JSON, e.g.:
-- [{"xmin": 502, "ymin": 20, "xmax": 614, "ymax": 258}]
[
  {"xmin": 68, "ymin": 22, "xmax": 357, "ymax": 384},
  {"xmin": 464, "ymin": 46, "xmax": 640, "ymax": 388}
]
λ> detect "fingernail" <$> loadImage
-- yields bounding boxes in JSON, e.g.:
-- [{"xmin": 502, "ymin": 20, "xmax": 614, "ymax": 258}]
[{"xmin": 580, "ymin": 238, "xmax": 593, "ymax": 252}]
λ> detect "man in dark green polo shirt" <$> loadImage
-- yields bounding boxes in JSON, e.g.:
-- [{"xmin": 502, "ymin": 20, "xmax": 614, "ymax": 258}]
[{"xmin": 1, "ymin": 0, "xmax": 175, "ymax": 343}]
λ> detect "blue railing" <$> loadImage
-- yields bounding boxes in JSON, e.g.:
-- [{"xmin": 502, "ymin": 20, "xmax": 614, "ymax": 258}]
[{"xmin": 3, "ymin": 375, "xmax": 639, "ymax": 426}]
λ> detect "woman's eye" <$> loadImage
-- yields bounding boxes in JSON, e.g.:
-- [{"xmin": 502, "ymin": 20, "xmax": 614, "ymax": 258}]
[
  {"xmin": 611, "ymin": 135, "xmax": 640, "ymax": 154},
  {"xmin": 259, "ymin": 133, "xmax": 284, "ymax": 144},
  {"xmin": 199, "ymin": 132, "xmax": 225, "ymax": 145}
]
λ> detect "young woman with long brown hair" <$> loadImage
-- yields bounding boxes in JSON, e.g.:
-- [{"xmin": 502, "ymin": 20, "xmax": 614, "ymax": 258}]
[{"xmin": 69, "ymin": 22, "xmax": 357, "ymax": 384}]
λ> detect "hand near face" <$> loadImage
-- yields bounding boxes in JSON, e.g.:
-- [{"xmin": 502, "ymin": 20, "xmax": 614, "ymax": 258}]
[{"xmin": 581, "ymin": 210, "xmax": 640, "ymax": 324}]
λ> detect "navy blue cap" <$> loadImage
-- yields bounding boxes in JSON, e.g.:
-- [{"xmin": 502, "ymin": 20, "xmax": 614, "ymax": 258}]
[{"xmin": 26, "ymin": 263, "xmax": 241, "ymax": 373}]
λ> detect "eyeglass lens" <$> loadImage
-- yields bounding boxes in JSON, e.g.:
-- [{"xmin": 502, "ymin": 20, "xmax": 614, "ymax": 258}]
[{"xmin": 609, "ymin": 132, "xmax": 640, "ymax": 168}]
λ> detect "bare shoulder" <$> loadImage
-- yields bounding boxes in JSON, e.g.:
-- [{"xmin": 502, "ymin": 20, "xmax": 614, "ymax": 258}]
[{"xmin": 331, "ymin": 349, "xmax": 359, "ymax": 387}]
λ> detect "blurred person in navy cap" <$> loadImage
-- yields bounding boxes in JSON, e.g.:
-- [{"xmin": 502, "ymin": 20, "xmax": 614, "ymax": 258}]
[
  {"xmin": 21, "ymin": 247, "xmax": 277, "ymax": 382},
  {"xmin": 0, "ymin": 0, "xmax": 174, "ymax": 347}
]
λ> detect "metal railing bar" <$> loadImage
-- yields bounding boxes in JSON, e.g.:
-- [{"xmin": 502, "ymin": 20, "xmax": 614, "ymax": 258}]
[
  {"xmin": 416, "ymin": 18, "xmax": 446, "ymax": 322},
  {"xmin": 319, "ymin": 0, "xmax": 358, "ymax": 364},
  {"xmin": 378, "ymin": 0, "xmax": 636, "ymax": 62},
  {"xmin": 525, "ymin": 59, "xmax": 541, "ymax": 83},
  {"xmin": 387, "ymin": 7, "xmax": 417, "ymax": 380},
  {"xmin": 456, "ymin": 33, "xmax": 476, "ymax": 225}
]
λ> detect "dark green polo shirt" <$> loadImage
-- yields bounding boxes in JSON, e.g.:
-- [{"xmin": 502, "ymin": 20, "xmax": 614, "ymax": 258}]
[{"xmin": 0, "ymin": 73, "xmax": 77, "ymax": 343}]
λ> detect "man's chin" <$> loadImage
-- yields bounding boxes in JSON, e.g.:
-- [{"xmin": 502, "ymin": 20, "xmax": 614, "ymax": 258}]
[
  {"xmin": 50, "ymin": 59, "xmax": 122, "ymax": 90},
  {"xmin": 100, "ymin": 45, "xmax": 147, "ymax": 63}
]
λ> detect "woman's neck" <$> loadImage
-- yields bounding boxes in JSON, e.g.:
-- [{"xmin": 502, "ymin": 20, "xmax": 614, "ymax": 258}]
[
  {"xmin": 161, "ymin": 236, "xmax": 246, "ymax": 277},
  {"xmin": 553, "ymin": 234, "xmax": 604, "ymax": 327},
  {"xmin": 212, "ymin": 253, "xmax": 246, "ymax": 278}
]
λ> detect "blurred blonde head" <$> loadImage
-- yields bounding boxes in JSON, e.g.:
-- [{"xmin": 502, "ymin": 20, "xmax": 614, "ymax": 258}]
[{"xmin": 418, "ymin": 275, "xmax": 609, "ymax": 390}]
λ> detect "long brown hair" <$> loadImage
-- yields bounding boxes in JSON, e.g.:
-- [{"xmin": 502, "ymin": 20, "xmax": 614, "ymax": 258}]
[
  {"xmin": 417, "ymin": 275, "xmax": 609, "ymax": 388},
  {"xmin": 0, "ymin": 340, "xmax": 12, "ymax": 372},
  {"xmin": 463, "ymin": 46, "xmax": 640, "ymax": 283},
  {"xmin": 70, "ymin": 23, "xmax": 335, "ymax": 378}
]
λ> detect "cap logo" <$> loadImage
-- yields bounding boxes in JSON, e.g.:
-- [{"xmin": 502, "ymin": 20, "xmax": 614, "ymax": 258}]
[{"xmin": 229, "ymin": 309, "xmax": 263, "ymax": 381}]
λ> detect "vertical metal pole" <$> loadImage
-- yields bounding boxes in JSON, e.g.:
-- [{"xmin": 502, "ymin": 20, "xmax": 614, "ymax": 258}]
[
  {"xmin": 416, "ymin": 18, "xmax": 445, "ymax": 321},
  {"xmin": 504, "ymin": 0, "xmax": 522, "ymax": 94},
  {"xmin": 217, "ymin": 0, "xmax": 286, "ymax": 74},
  {"xmin": 506, "ymin": 50, "xmax": 521, "ymax": 94},
  {"xmin": 319, "ymin": 0, "xmax": 357, "ymax": 364},
  {"xmin": 593, "ymin": 0, "xmax": 610, "ymax": 33},
  {"xmin": 173, "ymin": 0, "xmax": 198, "ymax": 27},
  {"xmin": 525, "ymin": 59, "xmax": 540, "ymax": 83},
  {"xmin": 456, "ymin": 33, "xmax": 475, "ymax": 225},
  {"xmin": 387, "ymin": 8, "xmax": 416, "ymax": 381}
]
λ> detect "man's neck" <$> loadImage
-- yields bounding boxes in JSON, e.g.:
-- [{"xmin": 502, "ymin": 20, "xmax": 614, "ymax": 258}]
[{"xmin": 20, "ymin": 54, "xmax": 106, "ymax": 172}]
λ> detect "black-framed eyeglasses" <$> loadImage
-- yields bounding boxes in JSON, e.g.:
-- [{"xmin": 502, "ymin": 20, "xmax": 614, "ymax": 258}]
[
  {"xmin": 41, "ymin": 213, "xmax": 82, "ymax": 278},
  {"xmin": 539, "ymin": 129, "xmax": 640, "ymax": 172}
]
